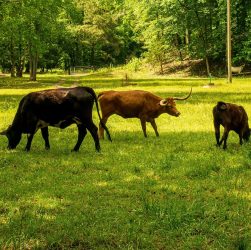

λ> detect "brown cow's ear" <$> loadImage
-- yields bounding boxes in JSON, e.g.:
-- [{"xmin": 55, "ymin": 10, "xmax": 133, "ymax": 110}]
[{"xmin": 217, "ymin": 102, "xmax": 227, "ymax": 111}]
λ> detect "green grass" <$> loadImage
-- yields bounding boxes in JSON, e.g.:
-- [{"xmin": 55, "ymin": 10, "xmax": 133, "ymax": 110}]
[{"xmin": 0, "ymin": 73, "xmax": 250, "ymax": 249}]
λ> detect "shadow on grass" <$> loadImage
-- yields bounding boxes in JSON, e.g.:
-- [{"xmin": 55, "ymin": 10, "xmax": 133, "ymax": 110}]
[
  {"xmin": 0, "ymin": 75, "xmax": 221, "ymax": 90},
  {"xmin": 0, "ymin": 129, "xmax": 250, "ymax": 249}
]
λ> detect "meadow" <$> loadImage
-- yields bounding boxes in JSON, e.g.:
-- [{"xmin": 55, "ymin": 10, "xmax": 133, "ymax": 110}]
[{"xmin": 0, "ymin": 72, "xmax": 250, "ymax": 249}]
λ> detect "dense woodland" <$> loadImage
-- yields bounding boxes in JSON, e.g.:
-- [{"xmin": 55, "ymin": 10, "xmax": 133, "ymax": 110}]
[{"xmin": 0, "ymin": 0, "xmax": 250, "ymax": 80}]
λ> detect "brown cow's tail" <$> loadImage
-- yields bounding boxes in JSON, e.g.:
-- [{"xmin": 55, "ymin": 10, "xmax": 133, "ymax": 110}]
[{"xmin": 85, "ymin": 87, "xmax": 112, "ymax": 142}]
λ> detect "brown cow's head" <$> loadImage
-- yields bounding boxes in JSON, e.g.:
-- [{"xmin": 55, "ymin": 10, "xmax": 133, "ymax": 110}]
[
  {"xmin": 159, "ymin": 88, "xmax": 192, "ymax": 117},
  {"xmin": 159, "ymin": 98, "xmax": 181, "ymax": 117},
  {"xmin": 0, "ymin": 125, "xmax": 22, "ymax": 149}
]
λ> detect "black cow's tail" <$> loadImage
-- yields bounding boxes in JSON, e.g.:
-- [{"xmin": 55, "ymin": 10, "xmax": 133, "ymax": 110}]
[{"xmin": 86, "ymin": 87, "xmax": 112, "ymax": 142}]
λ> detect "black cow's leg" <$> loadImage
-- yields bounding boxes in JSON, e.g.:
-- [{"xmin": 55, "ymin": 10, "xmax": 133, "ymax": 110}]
[
  {"xmin": 72, "ymin": 125, "xmax": 87, "ymax": 152},
  {"xmin": 214, "ymin": 120, "xmax": 220, "ymax": 146},
  {"xmin": 140, "ymin": 118, "xmax": 147, "ymax": 137},
  {"xmin": 150, "ymin": 119, "xmax": 159, "ymax": 137},
  {"xmin": 25, "ymin": 133, "xmax": 35, "ymax": 151},
  {"xmin": 219, "ymin": 127, "xmax": 229, "ymax": 150},
  {"xmin": 86, "ymin": 122, "xmax": 100, "ymax": 152},
  {"xmin": 41, "ymin": 127, "xmax": 50, "ymax": 150}
]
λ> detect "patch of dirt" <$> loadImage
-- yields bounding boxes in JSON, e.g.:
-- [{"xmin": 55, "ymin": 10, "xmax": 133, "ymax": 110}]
[
  {"xmin": 154, "ymin": 59, "xmax": 227, "ymax": 77},
  {"xmin": 162, "ymin": 59, "xmax": 206, "ymax": 77}
]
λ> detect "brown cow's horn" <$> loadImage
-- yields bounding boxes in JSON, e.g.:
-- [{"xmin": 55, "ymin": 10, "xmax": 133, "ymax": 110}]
[
  {"xmin": 173, "ymin": 88, "xmax": 192, "ymax": 101},
  {"xmin": 159, "ymin": 99, "xmax": 167, "ymax": 106}
]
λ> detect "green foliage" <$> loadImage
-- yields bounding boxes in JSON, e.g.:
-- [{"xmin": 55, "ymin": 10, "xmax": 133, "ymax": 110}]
[
  {"xmin": 0, "ymin": 0, "xmax": 250, "ymax": 76},
  {"xmin": 0, "ymin": 74, "xmax": 251, "ymax": 248},
  {"xmin": 125, "ymin": 57, "xmax": 143, "ymax": 72}
]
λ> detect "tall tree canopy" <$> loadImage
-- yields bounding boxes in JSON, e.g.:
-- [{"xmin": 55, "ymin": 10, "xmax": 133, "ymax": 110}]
[{"xmin": 0, "ymin": 0, "xmax": 250, "ymax": 78}]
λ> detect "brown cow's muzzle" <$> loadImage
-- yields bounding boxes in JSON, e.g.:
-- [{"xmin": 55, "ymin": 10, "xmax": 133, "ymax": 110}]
[{"xmin": 175, "ymin": 111, "xmax": 181, "ymax": 117}]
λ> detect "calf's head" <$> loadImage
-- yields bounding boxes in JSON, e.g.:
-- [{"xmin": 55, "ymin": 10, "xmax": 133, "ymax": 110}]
[
  {"xmin": 0, "ymin": 126, "xmax": 22, "ymax": 149},
  {"xmin": 159, "ymin": 88, "xmax": 192, "ymax": 117}
]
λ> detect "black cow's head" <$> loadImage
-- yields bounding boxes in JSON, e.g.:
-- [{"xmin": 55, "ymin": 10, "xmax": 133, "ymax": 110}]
[{"xmin": 0, "ymin": 126, "xmax": 22, "ymax": 149}]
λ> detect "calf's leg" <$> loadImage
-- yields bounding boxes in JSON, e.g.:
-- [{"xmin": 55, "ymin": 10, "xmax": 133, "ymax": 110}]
[
  {"xmin": 214, "ymin": 120, "xmax": 220, "ymax": 146},
  {"xmin": 219, "ymin": 127, "xmax": 230, "ymax": 149},
  {"xmin": 41, "ymin": 127, "xmax": 50, "ymax": 150}
]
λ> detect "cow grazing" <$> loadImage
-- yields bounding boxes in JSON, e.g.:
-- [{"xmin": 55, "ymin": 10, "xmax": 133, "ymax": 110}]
[
  {"xmin": 98, "ymin": 88, "xmax": 192, "ymax": 138},
  {"xmin": 213, "ymin": 101, "xmax": 250, "ymax": 149},
  {"xmin": 0, "ymin": 87, "xmax": 111, "ymax": 152},
  {"xmin": 231, "ymin": 64, "xmax": 245, "ymax": 74}
]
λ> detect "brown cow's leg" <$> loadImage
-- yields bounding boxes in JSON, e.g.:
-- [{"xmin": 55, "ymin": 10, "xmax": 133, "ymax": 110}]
[
  {"xmin": 140, "ymin": 118, "xmax": 147, "ymax": 137},
  {"xmin": 219, "ymin": 127, "xmax": 230, "ymax": 149},
  {"xmin": 150, "ymin": 119, "xmax": 159, "ymax": 137},
  {"xmin": 99, "ymin": 116, "xmax": 109, "ymax": 139},
  {"xmin": 41, "ymin": 127, "xmax": 50, "ymax": 150},
  {"xmin": 72, "ymin": 125, "xmax": 87, "ymax": 152}
]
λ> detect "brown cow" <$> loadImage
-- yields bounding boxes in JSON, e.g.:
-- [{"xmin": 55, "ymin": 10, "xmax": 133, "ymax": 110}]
[
  {"xmin": 213, "ymin": 101, "xmax": 250, "ymax": 149},
  {"xmin": 98, "ymin": 88, "xmax": 192, "ymax": 138}
]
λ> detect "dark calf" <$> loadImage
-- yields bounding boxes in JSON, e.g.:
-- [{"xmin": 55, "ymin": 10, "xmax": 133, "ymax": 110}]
[{"xmin": 213, "ymin": 101, "xmax": 250, "ymax": 149}]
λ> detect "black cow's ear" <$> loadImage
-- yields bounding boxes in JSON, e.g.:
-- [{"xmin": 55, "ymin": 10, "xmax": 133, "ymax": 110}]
[{"xmin": 217, "ymin": 102, "xmax": 227, "ymax": 111}]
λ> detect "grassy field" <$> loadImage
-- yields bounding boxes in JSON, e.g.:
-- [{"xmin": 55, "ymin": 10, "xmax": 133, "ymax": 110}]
[{"xmin": 0, "ymin": 73, "xmax": 250, "ymax": 249}]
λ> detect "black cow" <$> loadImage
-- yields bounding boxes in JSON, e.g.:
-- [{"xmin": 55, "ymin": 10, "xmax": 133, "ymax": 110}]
[
  {"xmin": 0, "ymin": 87, "xmax": 111, "ymax": 151},
  {"xmin": 213, "ymin": 101, "xmax": 250, "ymax": 149}
]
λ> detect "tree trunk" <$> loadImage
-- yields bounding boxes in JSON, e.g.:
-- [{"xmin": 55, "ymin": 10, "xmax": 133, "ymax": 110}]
[
  {"xmin": 159, "ymin": 58, "xmax": 164, "ymax": 74},
  {"xmin": 175, "ymin": 34, "xmax": 183, "ymax": 62},
  {"xmin": 185, "ymin": 28, "xmax": 189, "ymax": 45},
  {"xmin": 16, "ymin": 55, "xmax": 24, "ymax": 77},
  {"xmin": 16, "ymin": 34, "xmax": 24, "ymax": 77},
  {"xmin": 16, "ymin": 64, "xmax": 23, "ymax": 77},
  {"xmin": 30, "ymin": 51, "xmax": 38, "ymax": 81},
  {"xmin": 10, "ymin": 37, "xmax": 15, "ymax": 77},
  {"xmin": 90, "ymin": 44, "xmax": 95, "ymax": 66},
  {"xmin": 205, "ymin": 56, "xmax": 210, "ymax": 76}
]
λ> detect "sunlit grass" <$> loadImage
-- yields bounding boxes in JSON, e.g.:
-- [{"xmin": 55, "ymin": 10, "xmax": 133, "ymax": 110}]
[{"xmin": 0, "ymin": 74, "xmax": 250, "ymax": 249}]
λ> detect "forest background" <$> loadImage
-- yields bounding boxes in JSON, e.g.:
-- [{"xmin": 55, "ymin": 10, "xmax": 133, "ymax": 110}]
[{"xmin": 0, "ymin": 0, "xmax": 251, "ymax": 80}]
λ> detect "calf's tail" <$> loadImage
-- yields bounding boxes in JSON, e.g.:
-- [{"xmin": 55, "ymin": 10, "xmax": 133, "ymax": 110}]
[{"xmin": 86, "ymin": 87, "xmax": 112, "ymax": 141}]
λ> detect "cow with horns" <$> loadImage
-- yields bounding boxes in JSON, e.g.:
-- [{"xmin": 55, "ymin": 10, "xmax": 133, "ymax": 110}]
[{"xmin": 98, "ymin": 88, "xmax": 192, "ymax": 138}]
